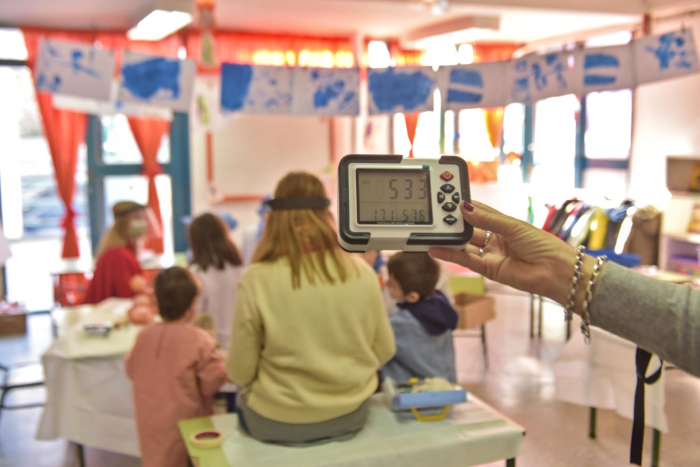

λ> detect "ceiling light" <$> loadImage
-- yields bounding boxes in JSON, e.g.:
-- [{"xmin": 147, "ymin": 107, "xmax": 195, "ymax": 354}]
[
  {"xmin": 403, "ymin": 15, "xmax": 500, "ymax": 49},
  {"xmin": 128, "ymin": 0, "xmax": 195, "ymax": 42},
  {"xmin": 457, "ymin": 43, "xmax": 474, "ymax": 65},
  {"xmin": 127, "ymin": 9, "xmax": 192, "ymax": 41}
]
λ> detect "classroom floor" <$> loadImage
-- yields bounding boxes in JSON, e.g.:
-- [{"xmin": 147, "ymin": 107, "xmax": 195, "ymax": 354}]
[{"xmin": 1, "ymin": 289, "xmax": 699, "ymax": 467}]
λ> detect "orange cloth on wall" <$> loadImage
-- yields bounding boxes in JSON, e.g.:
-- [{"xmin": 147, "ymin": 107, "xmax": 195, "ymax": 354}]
[
  {"xmin": 405, "ymin": 113, "xmax": 420, "ymax": 158},
  {"xmin": 184, "ymin": 30, "xmax": 354, "ymax": 70},
  {"xmin": 22, "ymin": 29, "xmax": 94, "ymax": 259},
  {"xmin": 127, "ymin": 117, "xmax": 171, "ymax": 254},
  {"xmin": 483, "ymin": 107, "xmax": 505, "ymax": 150}
]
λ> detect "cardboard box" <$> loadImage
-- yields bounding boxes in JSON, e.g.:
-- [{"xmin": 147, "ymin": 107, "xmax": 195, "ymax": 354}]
[
  {"xmin": 0, "ymin": 303, "xmax": 27, "ymax": 336},
  {"xmin": 454, "ymin": 293, "xmax": 495, "ymax": 330}
]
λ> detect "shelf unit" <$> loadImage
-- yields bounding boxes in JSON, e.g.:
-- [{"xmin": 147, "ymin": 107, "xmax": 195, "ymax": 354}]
[{"xmin": 660, "ymin": 156, "xmax": 700, "ymax": 270}]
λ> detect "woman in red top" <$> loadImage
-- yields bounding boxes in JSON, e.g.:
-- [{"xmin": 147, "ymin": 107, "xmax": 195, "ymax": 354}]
[{"xmin": 84, "ymin": 201, "xmax": 150, "ymax": 304}]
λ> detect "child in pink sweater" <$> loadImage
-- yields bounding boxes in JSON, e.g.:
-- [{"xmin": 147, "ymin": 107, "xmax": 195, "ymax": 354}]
[{"xmin": 125, "ymin": 267, "xmax": 228, "ymax": 467}]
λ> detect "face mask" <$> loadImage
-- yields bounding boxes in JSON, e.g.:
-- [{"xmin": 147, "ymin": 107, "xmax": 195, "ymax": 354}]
[{"xmin": 128, "ymin": 219, "xmax": 148, "ymax": 237}]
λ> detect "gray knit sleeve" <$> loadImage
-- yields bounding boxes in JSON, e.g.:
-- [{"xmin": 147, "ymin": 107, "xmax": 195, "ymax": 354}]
[{"xmin": 590, "ymin": 262, "xmax": 700, "ymax": 377}]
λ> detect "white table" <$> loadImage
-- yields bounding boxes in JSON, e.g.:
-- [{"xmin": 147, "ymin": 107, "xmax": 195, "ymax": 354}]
[
  {"xmin": 180, "ymin": 394, "xmax": 525, "ymax": 467},
  {"xmin": 553, "ymin": 326, "xmax": 667, "ymax": 433},
  {"xmin": 36, "ymin": 299, "xmax": 143, "ymax": 457}
]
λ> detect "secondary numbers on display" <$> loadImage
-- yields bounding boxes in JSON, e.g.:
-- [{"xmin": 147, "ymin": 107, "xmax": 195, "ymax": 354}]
[{"xmin": 374, "ymin": 209, "xmax": 428, "ymax": 222}]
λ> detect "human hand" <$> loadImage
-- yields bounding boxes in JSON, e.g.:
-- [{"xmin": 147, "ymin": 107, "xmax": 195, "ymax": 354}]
[{"xmin": 430, "ymin": 201, "xmax": 594, "ymax": 306}]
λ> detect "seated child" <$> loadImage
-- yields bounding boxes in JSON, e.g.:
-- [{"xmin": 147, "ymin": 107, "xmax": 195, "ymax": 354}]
[
  {"xmin": 125, "ymin": 267, "xmax": 228, "ymax": 467},
  {"xmin": 383, "ymin": 252, "xmax": 458, "ymax": 383}
]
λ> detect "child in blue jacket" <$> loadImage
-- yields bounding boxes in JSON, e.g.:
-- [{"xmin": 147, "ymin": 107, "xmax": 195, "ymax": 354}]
[{"xmin": 383, "ymin": 252, "xmax": 458, "ymax": 383}]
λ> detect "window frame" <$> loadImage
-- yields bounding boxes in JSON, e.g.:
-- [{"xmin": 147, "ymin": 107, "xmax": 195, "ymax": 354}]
[
  {"xmin": 574, "ymin": 92, "xmax": 632, "ymax": 189},
  {"xmin": 86, "ymin": 113, "xmax": 191, "ymax": 254}
]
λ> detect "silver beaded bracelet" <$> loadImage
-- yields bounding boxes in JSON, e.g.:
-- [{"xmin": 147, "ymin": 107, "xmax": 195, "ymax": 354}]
[
  {"xmin": 580, "ymin": 255, "xmax": 608, "ymax": 343},
  {"xmin": 564, "ymin": 246, "xmax": 586, "ymax": 322}
]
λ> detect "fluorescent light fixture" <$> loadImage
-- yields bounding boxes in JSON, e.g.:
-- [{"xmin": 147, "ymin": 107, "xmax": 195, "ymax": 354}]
[
  {"xmin": 404, "ymin": 15, "xmax": 500, "ymax": 48},
  {"xmin": 127, "ymin": 9, "xmax": 192, "ymax": 41}
]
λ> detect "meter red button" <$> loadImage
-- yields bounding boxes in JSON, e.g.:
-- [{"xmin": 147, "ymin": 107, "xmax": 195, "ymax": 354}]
[{"xmin": 440, "ymin": 171, "xmax": 454, "ymax": 182}]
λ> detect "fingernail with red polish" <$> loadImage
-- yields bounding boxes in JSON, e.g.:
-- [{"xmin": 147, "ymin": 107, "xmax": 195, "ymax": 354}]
[{"xmin": 463, "ymin": 201, "xmax": 475, "ymax": 212}]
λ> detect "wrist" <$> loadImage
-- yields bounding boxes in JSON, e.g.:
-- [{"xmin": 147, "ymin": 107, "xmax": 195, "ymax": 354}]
[
  {"xmin": 547, "ymin": 248, "xmax": 598, "ymax": 310},
  {"xmin": 573, "ymin": 255, "xmax": 599, "ymax": 317}
]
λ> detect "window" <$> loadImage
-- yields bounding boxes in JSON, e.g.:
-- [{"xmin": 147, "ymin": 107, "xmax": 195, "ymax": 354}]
[
  {"xmin": 0, "ymin": 63, "xmax": 90, "ymax": 311},
  {"xmin": 585, "ymin": 90, "xmax": 632, "ymax": 160},
  {"xmin": 579, "ymin": 31, "xmax": 633, "ymax": 197},
  {"xmin": 503, "ymin": 103, "xmax": 525, "ymax": 156},
  {"xmin": 0, "ymin": 66, "xmax": 88, "ymax": 239},
  {"xmin": 101, "ymin": 114, "xmax": 170, "ymax": 165},
  {"xmin": 532, "ymin": 94, "xmax": 580, "ymax": 194},
  {"xmin": 458, "ymin": 109, "xmax": 496, "ymax": 161},
  {"xmin": 0, "ymin": 28, "xmax": 28, "ymax": 60}
]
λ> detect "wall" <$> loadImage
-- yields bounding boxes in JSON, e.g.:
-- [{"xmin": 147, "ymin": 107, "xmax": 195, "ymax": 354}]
[
  {"xmin": 190, "ymin": 114, "xmax": 354, "ymax": 245},
  {"xmin": 630, "ymin": 15, "xmax": 700, "ymax": 207}
]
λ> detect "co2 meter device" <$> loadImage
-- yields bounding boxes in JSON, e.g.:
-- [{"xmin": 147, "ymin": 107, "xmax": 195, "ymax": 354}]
[{"xmin": 338, "ymin": 155, "xmax": 473, "ymax": 252}]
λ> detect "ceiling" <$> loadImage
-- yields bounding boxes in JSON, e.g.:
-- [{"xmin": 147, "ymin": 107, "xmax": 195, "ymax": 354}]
[{"xmin": 0, "ymin": 0, "xmax": 645, "ymax": 45}]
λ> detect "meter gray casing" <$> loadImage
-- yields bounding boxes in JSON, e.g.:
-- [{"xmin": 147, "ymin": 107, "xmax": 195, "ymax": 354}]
[{"xmin": 338, "ymin": 154, "xmax": 473, "ymax": 252}]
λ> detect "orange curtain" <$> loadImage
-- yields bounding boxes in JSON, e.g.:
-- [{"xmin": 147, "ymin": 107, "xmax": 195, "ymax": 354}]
[
  {"xmin": 473, "ymin": 44, "xmax": 518, "ymax": 63},
  {"xmin": 483, "ymin": 107, "xmax": 505, "ymax": 151},
  {"xmin": 475, "ymin": 44, "xmax": 516, "ymax": 156},
  {"xmin": 183, "ymin": 30, "xmax": 354, "ymax": 70},
  {"xmin": 405, "ymin": 114, "xmax": 419, "ymax": 158},
  {"xmin": 22, "ymin": 29, "xmax": 95, "ymax": 259},
  {"xmin": 127, "ymin": 117, "xmax": 171, "ymax": 254}
]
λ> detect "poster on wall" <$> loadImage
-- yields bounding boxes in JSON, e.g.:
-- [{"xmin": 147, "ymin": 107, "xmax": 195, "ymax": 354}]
[
  {"xmin": 634, "ymin": 29, "xmax": 700, "ymax": 85},
  {"xmin": 192, "ymin": 76, "xmax": 227, "ymax": 132},
  {"xmin": 220, "ymin": 64, "xmax": 293, "ymax": 114},
  {"xmin": 367, "ymin": 66, "xmax": 438, "ymax": 115},
  {"xmin": 117, "ymin": 52, "xmax": 196, "ymax": 112},
  {"xmin": 576, "ymin": 44, "xmax": 636, "ymax": 93},
  {"xmin": 506, "ymin": 52, "xmax": 580, "ymax": 104},
  {"xmin": 292, "ymin": 67, "xmax": 360, "ymax": 116},
  {"xmin": 438, "ymin": 61, "xmax": 507, "ymax": 110},
  {"xmin": 34, "ymin": 38, "xmax": 114, "ymax": 101}
]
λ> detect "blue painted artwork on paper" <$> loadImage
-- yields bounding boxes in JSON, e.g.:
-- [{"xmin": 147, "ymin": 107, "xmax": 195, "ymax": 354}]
[
  {"xmin": 367, "ymin": 67, "xmax": 436, "ymax": 114},
  {"xmin": 439, "ymin": 62, "xmax": 505, "ymax": 110},
  {"xmin": 122, "ymin": 58, "xmax": 181, "ymax": 100},
  {"xmin": 292, "ymin": 67, "xmax": 359, "ymax": 115},
  {"xmin": 221, "ymin": 64, "xmax": 293, "ymax": 114},
  {"xmin": 509, "ymin": 52, "xmax": 572, "ymax": 104},
  {"xmin": 634, "ymin": 29, "xmax": 700, "ymax": 85},
  {"xmin": 578, "ymin": 44, "xmax": 635, "ymax": 92},
  {"xmin": 647, "ymin": 32, "xmax": 692, "ymax": 70},
  {"xmin": 446, "ymin": 69, "xmax": 484, "ymax": 104},
  {"xmin": 118, "ymin": 52, "xmax": 195, "ymax": 112},
  {"xmin": 34, "ymin": 39, "xmax": 114, "ymax": 100},
  {"xmin": 584, "ymin": 54, "xmax": 620, "ymax": 85}
]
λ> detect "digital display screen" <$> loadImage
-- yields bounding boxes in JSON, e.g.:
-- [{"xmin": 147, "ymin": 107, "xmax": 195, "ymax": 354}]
[{"xmin": 356, "ymin": 169, "xmax": 432, "ymax": 225}]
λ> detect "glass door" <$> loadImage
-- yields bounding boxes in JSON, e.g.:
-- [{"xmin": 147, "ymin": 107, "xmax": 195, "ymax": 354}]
[{"xmin": 86, "ymin": 113, "xmax": 191, "ymax": 260}]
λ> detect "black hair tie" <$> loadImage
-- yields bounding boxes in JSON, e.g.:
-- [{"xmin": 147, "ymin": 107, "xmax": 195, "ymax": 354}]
[{"xmin": 264, "ymin": 198, "xmax": 331, "ymax": 210}]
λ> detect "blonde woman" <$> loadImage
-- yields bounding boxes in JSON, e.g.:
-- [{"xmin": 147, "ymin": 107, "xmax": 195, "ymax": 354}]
[
  {"xmin": 226, "ymin": 172, "xmax": 395, "ymax": 445},
  {"xmin": 84, "ymin": 201, "xmax": 150, "ymax": 304}
]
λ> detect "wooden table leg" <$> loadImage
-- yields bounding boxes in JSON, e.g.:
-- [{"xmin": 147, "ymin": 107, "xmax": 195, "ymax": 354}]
[
  {"xmin": 529, "ymin": 295, "xmax": 535, "ymax": 338},
  {"xmin": 537, "ymin": 296, "xmax": 543, "ymax": 337},
  {"xmin": 481, "ymin": 324, "xmax": 489, "ymax": 370},
  {"xmin": 77, "ymin": 443, "xmax": 86, "ymax": 467},
  {"xmin": 589, "ymin": 407, "xmax": 597, "ymax": 439},
  {"xmin": 652, "ymin": 429, "xmax": 661, "ymax": 467}
]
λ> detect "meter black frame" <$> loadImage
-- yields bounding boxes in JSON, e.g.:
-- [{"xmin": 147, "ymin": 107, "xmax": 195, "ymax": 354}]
[{"xmin": 338, "ymin": 154, "xmax": 473, "ymax": 251}]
